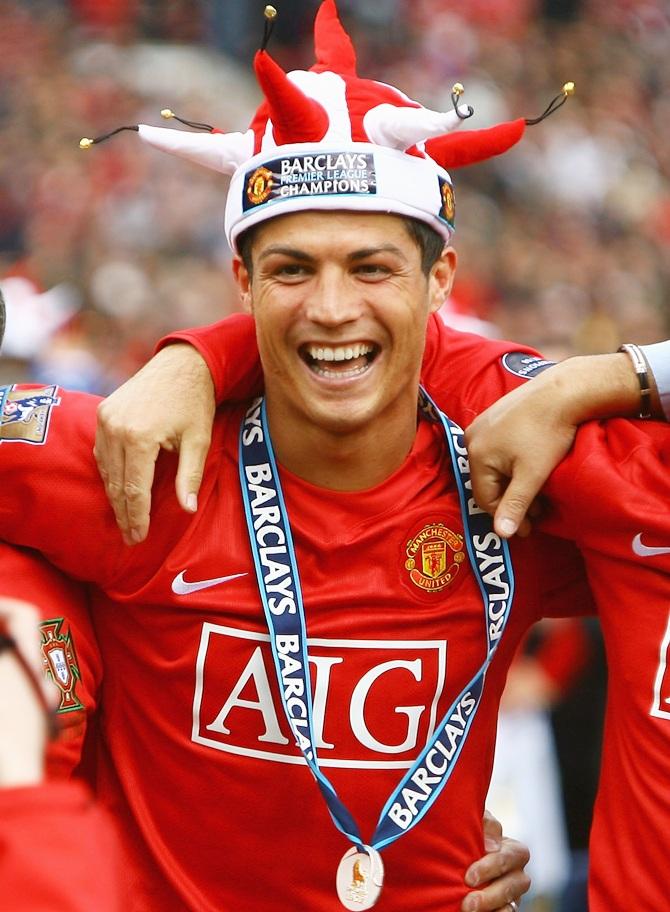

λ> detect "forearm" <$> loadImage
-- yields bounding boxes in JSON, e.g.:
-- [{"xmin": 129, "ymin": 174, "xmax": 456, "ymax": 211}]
[{"xmin": 534, "ymin": 351, "xmax": 664, "ymax": 425}]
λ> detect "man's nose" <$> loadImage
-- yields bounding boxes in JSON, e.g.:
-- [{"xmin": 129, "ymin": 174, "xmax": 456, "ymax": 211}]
[{"xmin": 304, "ymin": 268, "xmax": 362, "ymax": 326}]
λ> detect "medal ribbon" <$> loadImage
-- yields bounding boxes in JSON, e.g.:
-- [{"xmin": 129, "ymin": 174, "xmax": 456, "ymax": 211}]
[{"xmin": 238, "ymin": 387, "xmax": 514, "ymax": 854}]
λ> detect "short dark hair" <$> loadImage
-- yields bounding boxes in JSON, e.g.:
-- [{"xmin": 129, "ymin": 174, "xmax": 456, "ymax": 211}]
[
  {"xmin": 237, "ymin": 215, "xmax": 445, "ymax": 278},
  {"xmin": 401, "ymin": 218, "xmax": 446, "ymax": 275}
]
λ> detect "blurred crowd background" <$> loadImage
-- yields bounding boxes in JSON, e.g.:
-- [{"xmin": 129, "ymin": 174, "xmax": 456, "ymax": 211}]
[{"xmin": 0, "ymin": 0, "xmax": 668, "ymax": 391}]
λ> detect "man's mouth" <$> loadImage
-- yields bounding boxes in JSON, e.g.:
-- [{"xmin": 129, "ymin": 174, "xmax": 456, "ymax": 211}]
[{"xmin": 301, "ymin": 343, "xmax": 378, "ymax": 378}]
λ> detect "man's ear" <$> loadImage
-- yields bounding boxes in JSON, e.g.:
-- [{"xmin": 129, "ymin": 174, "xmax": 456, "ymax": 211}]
[
  {"xmin": 232, "ymin": 256, "xmax": 253, "ymax": 313},
  {"xmin": 428, "ymin": 246, "xmax": 457, "ymax": 314}
]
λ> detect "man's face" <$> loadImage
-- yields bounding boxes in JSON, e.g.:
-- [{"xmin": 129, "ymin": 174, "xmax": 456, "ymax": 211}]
[{"xmin": 234, "ymin": 211, "xmax": 455, "ymax": 438}]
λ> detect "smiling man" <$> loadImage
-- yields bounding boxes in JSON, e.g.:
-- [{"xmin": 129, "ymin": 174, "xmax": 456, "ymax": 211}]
[
  {"xmin": 0, "ymin": 201, "xmax": 581, "ymax": 912},
  {"xmin": 234, "ymin": 211, "xmax": 456, "ymax": 490}
]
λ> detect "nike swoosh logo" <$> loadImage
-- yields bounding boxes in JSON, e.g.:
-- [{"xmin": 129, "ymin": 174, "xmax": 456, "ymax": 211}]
[
  {"xmin": 632, "ymin": 534, "xmax": 670, "ymax": 558},
  {"xmin": 171, "ymin": 571, "xmax": 248, "ymax": 595}
]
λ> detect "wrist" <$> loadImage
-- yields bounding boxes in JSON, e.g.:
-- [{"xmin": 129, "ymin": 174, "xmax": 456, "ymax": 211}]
[{"xmin": 544, "ymin": 353, "xmax": 644, "ymax": 426}]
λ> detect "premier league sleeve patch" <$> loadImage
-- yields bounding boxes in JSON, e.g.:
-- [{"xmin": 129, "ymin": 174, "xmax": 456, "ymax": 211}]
[
  {"xmin": 0, "ymin": 384, "xmax": 61, "ymax": 444},
  {"xmin": 501, "ymin": 352, "xmax": 556, "ymax": 380},
  {"xmin": 40, "ymin": 617, "xmax": 84, "ymax": 713}
]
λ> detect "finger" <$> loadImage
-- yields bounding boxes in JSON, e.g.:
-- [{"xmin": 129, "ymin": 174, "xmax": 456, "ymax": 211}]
[
  {"xmin": 95, "ymin": 425, "xmax": 132, "ymax": 542},
  {"xmin": 461, "ymin": 870, "xmax": 529, "ymax": 912},
  {"xmin": 175, "ymin": 429, "xmax": 212, "ymax": 514},
  {"xmin": 465, "ymin": 839, "xmax": 530, "ymax": 887},
  {"xmin": 493, "ymin": 471, "xmax": 545, "ymax": 539},
  {"xmin": 123, "ymin": 440, "xmax": 161, "ymax": 544},
  {"xmin": 469, "ymin": 468, "xmax": 506, "ymax": 519},
  {"xmin": 93, "ymin": 420, "xmax": 109, "ymax": 486},
  {"xmin": 481, "ymin": 808, "xmax": 503, "ymax": 852}
]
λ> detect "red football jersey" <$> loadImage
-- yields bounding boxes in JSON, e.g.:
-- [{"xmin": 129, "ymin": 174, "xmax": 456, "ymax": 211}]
[
  {"xmin": 0, "ymin": 780, "xmax": 124, "ymax": 911},
  {"xmin": 0, "ymin": 380, "xmax": 590, "ymax": 912},
  {"xmin": 545, "ymin": 419, "xmax": 670, "ymax": 912}
]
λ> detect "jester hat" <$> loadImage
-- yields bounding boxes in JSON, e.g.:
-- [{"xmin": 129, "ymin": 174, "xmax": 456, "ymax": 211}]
[{"xmin": 81, "ymin": 0, "xmax": 572, "ymax": 252}]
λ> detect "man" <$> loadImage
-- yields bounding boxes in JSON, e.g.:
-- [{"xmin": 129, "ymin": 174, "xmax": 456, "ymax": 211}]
[
  {"xmin": 4, "ymin": 2, "xmax": 665, "ymax": 909},
  {"xmin": 459, "ymin": 376, "xmax": 670, "ymax": 912},
  {"xmin": 2, "ymin": 204, "xmax": 580, "ymax": 912},
  {"xmin": 0, "ymin": 554, "xmax": 124, "ymax": 912}
]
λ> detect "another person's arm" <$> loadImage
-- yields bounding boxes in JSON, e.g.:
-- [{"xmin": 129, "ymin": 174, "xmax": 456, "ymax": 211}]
[
  {"xmin": 0, "ymin": 593, "xmax": 123, "ymax": 912},
  {"xmin": 461, "ymin": 810, "xmax": 530, "ymax": 911},
  {"xmin": 464, "ymin": 348, "xmax": 665, "ymax": 537},
  {"xmin": 94, "ymin": 313, "xmax": 669, "ymax": 542}
]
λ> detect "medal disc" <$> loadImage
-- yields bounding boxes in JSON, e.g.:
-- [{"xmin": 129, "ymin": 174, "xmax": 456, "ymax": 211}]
[{"xmin": 336, "ymin": 845, "xmax": 384, "ymax": 910}]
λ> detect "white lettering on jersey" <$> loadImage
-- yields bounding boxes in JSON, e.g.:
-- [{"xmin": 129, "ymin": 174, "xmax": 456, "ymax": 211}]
[
  {"xmin": 651, "ymin": 608, "xmax": 670, "ymax": 720},
  {"xmin": 193, "ymin": 623, "xmax": 447, "ymax": 769},
  {"xmin": 350, "ymin": 660, "xmax": 425, "ymax": 753}
]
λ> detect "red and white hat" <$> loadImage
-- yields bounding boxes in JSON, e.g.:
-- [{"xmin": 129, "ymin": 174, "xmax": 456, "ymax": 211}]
[{"xmin": 81, "ymin": 0, "xmax": 572, "ymax": 252}]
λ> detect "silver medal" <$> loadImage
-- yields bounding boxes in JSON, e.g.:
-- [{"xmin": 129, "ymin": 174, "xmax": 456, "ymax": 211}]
[{"xmin": 336, "ymin": 845, "xmax": 384, "ymax": 910}]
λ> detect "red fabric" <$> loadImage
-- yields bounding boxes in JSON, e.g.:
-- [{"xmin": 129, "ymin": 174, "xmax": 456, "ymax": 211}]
[
  {"xmin": 0, "ymin": 370, "xmax": 591, "ymax": 910},
  {"xmin": 0, "ymin": 544, "xmax": 101, "ymax": 780},
  {"xmin": 425, "ymin": 119, "xmax": 526, "ymax": 170},
  {"xmin": 313, "ymin": 0, "xmax": 358, "ymax": 75},
  {"xmin": 0, "ymin": 780, "xmax": 125, "ymax": 911},
  {"xmin": 253, "ymin": 51, "xmax": 329, "ymax": 147},
  {"xmin": 529, "ymin": 620, "xmax": 591, "ymax": 694},
  {"xmin": 244, "ymin": 1, "xmax": 522, "ymax": 166},
  {"xmin": 544, "ymin": 419, "xmax": 670, "ymax": 912}
]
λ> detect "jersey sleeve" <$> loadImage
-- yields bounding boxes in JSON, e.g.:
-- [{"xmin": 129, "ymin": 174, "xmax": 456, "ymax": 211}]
[
  {"xmin": 527, "ymin": 618, "xmax": 592, "ymax": 695},
  {"xmin": 0, "ymin": 543, "xmax": 101, "ymax": 780},
  {"xmin": 0, "ymin": 780, "xmax": 125, "ymax": 911},
  {"xmin": 514, "ymin": 530, "xmax": 595, "ymax": 622},
  {"xmin": 0, "ymin": 386, "xmax": 130, "ymax": 588},
  {"xmin": 420, "ymin": 314, "xmax": 553, "ymax": 426},
  {"xmin": 542, "ymin": 418, "xmax": 670, "ymax": 550}
]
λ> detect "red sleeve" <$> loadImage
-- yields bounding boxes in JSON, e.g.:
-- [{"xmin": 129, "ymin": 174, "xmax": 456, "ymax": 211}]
[
  {"xmin": 512, "ymin": 528, "xmax": 594, "ymax": 622},
  {"xmin": 0, "ymin": 387, "xmax": 126, "ymax": 587},
  {"xmin": 0, "ymin": 780, "xmax": 126, "ymax": 911},
  {"xmin": 0, "ymin": 385, "xmax": 190, "ymax": 593},
  {"xmin": 530, "ymin": 619, "xmax": 592, "ymax": 694},
  {"xmin": 0, "ymin": 543, "xmax": 101, "ymax": 780},
  {"xmin": 157, "ymin": 312, "xmax": 551, "ymax": 421},
  {"xmin": 420, "ymin": 315, "xmax": 551, "ymax": 427}
]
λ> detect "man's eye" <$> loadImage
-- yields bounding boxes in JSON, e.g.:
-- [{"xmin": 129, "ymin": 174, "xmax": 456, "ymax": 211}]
[
  {"xmin": 276, "ymin": 264, "xmax": 309, "ymax": 279},
  {"xmin": 354, "ymin": 264, "xmax": 390, "ymax": 279}
]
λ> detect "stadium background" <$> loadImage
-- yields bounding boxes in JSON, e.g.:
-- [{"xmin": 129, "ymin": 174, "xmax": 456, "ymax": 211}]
[
  {"xmin": 0, "ymin": 0, "xmax": 668, "ymax": 389},
  {"xmin": 0, "ymin": 1, "xmax": 667, "ymax": 909}
]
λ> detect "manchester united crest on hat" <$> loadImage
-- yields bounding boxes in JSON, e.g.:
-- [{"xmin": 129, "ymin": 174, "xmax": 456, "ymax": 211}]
[{"xmin": 405, "ymin": 522, "xmax": 465, "ymax": 593}]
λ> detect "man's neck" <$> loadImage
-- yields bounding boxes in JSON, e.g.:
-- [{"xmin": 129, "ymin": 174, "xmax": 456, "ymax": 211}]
[{"xmin": 263, "ymin": 397, "xmax": 420, "ymax": 492}]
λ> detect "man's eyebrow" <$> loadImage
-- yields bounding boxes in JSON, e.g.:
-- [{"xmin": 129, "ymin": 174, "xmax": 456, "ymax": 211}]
[
  {"xmin": 257, "ymin": 246, "xmax": 314, "ymax": 262},
  {"xmin": 348, "ymin": 245, "xmax": 407, "ymax": 261},
  {"xmin": 257, "ymin": 243, "xmax": 408, "ymax": 262}
]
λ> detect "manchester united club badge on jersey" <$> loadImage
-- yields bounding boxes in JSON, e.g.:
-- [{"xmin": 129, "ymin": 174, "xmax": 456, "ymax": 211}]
[
  {"xmin": 405, "ymin": 522, "xmax": 465, "ymax": 593},
  {"xmin": 40, "ymin": 617, "xmax": 83, "ymax": 712},
  {"xmin": 336, "ymin": 845, "xmax": 384, "ymax": 910}
]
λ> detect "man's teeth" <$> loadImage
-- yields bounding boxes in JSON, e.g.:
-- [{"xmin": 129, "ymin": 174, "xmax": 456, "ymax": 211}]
[{"xmin": 308, "ymin": 343, "xmax": 373, "ymax": 363}]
